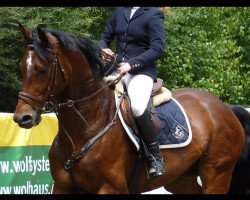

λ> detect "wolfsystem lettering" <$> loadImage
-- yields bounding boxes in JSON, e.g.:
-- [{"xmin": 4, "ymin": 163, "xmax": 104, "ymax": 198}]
[{"xmin": 0, "ymin": 156, "xmax": 50, "ymax": 175}]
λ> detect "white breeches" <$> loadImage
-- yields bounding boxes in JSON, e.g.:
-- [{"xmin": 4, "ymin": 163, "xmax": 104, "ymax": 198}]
[{"xmin": 113, "ymin": 71, "xmax": 153, "ymax": 117}]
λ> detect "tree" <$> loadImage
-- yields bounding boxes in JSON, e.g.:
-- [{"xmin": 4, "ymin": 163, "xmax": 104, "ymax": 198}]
[
  {"xmin": 0, "ymin": 7, "xmax": 249, "ymax": 112},
  {"xmin": 158, "ymin": 7, "xmax": 250, "ymax": 106},
  {"xmin": 0, "ymin": 7, "xmax": 113, "ymax": 112}
]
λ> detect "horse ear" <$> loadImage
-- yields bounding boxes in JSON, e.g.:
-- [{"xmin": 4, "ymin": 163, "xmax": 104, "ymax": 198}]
[
  {"xmin": 19, "ymin": 23, "xmax": 30, "ymax": 41},
  {"xmin": 37, "ymin": 26, "xmax": 49, "ymax": 46}
]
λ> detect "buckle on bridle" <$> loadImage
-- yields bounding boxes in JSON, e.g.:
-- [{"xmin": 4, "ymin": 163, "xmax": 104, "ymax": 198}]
[
  {"xmin": 42, "ymin": 101, "xmax": 54, "ymax": 112},
  {"xmin": 64, "ymin": 159, "xmax": 73, "ymax": 171},
  {"xmin": 67, "ymin": 100, "xmax": 74, "ymax": 107}
]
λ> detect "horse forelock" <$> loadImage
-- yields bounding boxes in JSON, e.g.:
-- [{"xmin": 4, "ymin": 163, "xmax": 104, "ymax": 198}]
[{"xmin": 28, "ymin": 29, "xmax": 53, "ymax": 62}]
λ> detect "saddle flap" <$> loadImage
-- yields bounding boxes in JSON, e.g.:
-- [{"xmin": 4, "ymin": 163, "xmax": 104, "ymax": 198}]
[{"xmin": 120, "ymin": 95, "xmax": 161, "ymax": 135}]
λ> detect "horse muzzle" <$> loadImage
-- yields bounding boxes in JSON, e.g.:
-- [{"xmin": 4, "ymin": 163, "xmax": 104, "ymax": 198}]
[{"xmin": 13, "ymin": 105, "xmax": 42, "ymax": 129}]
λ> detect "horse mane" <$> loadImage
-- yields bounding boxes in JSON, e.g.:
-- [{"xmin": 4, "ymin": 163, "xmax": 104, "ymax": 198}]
[{"xmin": 29, "ymin": 28, "xmax": 105, "ymax": 80}]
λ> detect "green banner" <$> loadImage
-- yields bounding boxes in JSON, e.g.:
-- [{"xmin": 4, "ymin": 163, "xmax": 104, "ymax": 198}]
[
  {"xmin": 0, "ymin": 113, "xmax": 58, "ymax": 194},
  {"xmin": 0, "ymin": 146, "xmax": 52, "ymax": 194}
]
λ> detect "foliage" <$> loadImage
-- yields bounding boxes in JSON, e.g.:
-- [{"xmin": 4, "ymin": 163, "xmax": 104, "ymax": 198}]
[
  {"xmin": 0, "ymin": 7, "xmax": 249, "ymax": 112},
  {"xmin": 158, "ymin": 7, "xmax": 249, "ymax": 106}
]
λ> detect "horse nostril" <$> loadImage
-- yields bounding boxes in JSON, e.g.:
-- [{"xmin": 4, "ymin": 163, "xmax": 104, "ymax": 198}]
[
  {"xmin": 13, "ymin": 111, "xmax": 40, "ymax": 129},
  {"xmin": 23, "ymin": 115, "xmax": 32, "ymax": 121},
  {"xmin": 21, "ymin": 115, "xmax": 33, "ymax": 125}
]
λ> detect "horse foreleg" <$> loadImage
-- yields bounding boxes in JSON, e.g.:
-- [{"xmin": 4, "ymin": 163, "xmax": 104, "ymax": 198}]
[
  {"xmin": 49, "ymin": 148, "xmax": 77, "ymax": 194},
  {"xmin": 52, "ymin": 181, "xmax": 76, "ymax": 194}
]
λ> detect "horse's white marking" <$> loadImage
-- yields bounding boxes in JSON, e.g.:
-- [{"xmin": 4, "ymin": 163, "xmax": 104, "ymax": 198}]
[
  {"xmin": 197, "ymin": 176, "xmax": 202, "ymax": 186},
  {"xmin": 26, "ymin": 51, "xmax": 33, "ymax": 77}
]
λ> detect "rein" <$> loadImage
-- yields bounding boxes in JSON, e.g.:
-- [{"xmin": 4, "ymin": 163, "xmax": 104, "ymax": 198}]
[
  {"xmin": 57, "ymin": 74, "xmax": 123, "ymax": 107},
  {"xmin": 52, "ymin": 75, "xmax": 124, "ymax": 171}
]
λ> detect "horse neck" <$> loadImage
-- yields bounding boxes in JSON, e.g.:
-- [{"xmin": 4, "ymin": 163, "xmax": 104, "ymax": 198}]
[
  {"xmin": 57, "ymin": 49, "xmax": 99, "ymax": 100},
  {"xmin": 57, "ymin": 87, "xmax": 115, "ymax": 150},
  {"xmin": 56, "ymin": 49, "xmax": 116, "ymax": 146}
]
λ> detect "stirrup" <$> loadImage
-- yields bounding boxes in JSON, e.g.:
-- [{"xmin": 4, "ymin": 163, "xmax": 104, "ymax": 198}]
[{"xmin": 146, "ymin": 155, "xmax": 165, "ymax": 180}]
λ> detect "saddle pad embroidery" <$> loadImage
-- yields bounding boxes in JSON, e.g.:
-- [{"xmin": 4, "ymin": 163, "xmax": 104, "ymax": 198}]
[{"xmin": 115, "ymin": 92, "xmax": 192, "ymax": 151}]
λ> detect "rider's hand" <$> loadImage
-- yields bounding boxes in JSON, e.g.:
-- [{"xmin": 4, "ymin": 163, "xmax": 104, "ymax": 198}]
[
  {"xmin": 117, "ymin": 62, "xmax": 131, "ymax": 75},
  {"xmin": 100, "ymin": 48, "xmax": 115, "ymax": 62}
]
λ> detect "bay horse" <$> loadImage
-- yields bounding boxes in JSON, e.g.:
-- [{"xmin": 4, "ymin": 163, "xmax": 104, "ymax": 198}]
[{"xmin": 13, "ymin": 24, "xmax": 246, "ymax": 194}]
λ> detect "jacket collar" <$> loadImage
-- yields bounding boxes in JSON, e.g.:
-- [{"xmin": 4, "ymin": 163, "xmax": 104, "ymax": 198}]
[
  {"xmin": 123, "ymin": 7, "xmax": 149, "ymax": 22},
  {"xmin": 123, "ymin": 7, "xmax": 131, "ymax": 22},
  {"xmin": 130, "ymin": 7, "xmax": 143, "ymax": 21}
]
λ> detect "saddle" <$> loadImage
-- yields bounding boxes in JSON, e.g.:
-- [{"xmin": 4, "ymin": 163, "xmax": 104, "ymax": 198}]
[
  {"xmin": 121, "ymin": 78, "xmax": 164, "ymax": 135},
  {"xmin": 103, "ymin": 75, "xmax": 172, "ymax": 136}
]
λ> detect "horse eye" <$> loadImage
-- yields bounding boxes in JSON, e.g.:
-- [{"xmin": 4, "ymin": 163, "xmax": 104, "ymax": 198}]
[{"xmin": 37, "ymin": 68, "xmax": 47, "ymax": 76}]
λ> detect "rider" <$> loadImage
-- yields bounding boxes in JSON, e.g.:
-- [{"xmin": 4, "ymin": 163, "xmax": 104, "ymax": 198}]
[{"xmin": 98, "ymin": 7, "xmax": 166, "ymax": 179}]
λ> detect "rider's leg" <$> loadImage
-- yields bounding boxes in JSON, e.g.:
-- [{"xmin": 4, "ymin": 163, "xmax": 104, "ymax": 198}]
[{"xmin": 124, "ymin": 74, "xmax": 165, "ymax": 179}]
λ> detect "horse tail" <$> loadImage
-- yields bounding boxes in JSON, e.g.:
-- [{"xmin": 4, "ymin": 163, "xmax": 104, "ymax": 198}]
[{"xmin": 228, "ymin": 105, "xmax": 250, "ymax": 194}]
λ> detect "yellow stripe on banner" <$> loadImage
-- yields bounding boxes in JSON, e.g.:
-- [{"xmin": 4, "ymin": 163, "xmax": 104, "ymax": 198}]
[{"xmin": 0, "ymin": 113, "xmax": 58, "ymax": 146}]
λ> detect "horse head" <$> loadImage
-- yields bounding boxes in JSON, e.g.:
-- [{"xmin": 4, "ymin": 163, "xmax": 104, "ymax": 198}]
[
  {"xmin": 13, "ymin": 24, "xmax": 67, "ymax": 128},
  {"xmin": 14, "ymin": 24, "xmax": 105, "ymax": 129}
]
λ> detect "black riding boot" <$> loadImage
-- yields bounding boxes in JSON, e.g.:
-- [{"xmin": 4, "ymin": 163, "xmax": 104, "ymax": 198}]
[{"xmin": 134, "ymin": 110, "xmax": 165, "ymax": 179}]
